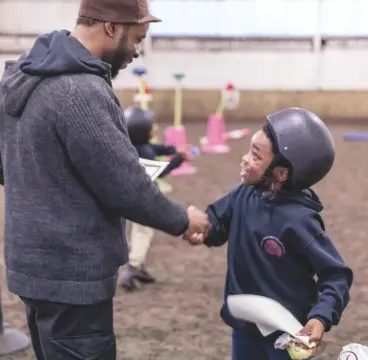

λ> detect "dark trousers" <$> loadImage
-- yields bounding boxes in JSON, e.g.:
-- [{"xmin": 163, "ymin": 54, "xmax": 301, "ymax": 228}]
[
  {"xmin": 232, "ymin": 330, "xmax": 291, "ymax": 360},
  {"xmin": 20, "ymin": 297, "xmax": 116, "ymax": 360}
]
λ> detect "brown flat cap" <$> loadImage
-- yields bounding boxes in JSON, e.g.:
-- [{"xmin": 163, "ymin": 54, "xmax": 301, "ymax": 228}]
[{"xmin": 78, "ymin": 0, "xmax": 161, "ymax": 24}]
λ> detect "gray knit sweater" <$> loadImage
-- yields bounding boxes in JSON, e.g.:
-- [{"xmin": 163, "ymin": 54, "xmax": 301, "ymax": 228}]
[{"xmin": 0, "ymin": 31, "xmax": 188, "ymax": 305}]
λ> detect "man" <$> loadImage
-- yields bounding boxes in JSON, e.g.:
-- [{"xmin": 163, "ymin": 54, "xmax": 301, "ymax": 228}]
[{"xmin": 0, "ymin": 0, "xmax": 209, "ymax": 359}]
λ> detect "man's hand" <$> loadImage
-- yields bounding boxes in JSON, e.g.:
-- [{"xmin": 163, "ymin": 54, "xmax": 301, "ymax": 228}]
[
  {"xmin": 186, "ymin": 232, "xmax": 205, "ymax": 245},
  {"xmin": 298, "ymin": 319, "xmax": 325, "ymax": 357},
  {"xmin": 183, "ymin": 205, "xmax": 210, "ymax": 243}
]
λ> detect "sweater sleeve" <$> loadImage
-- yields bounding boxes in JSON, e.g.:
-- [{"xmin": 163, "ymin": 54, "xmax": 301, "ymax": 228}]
[{"xmin": 57, "ymin": 79, "xmax": 188, "ymax": 236}]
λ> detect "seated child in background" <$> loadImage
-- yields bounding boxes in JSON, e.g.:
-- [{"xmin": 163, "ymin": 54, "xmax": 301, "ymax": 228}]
[
  {"xmin": 119, "ymin": 107, "xmax": 187, "ymax": 291},
  {"xmin": 187, "ymin": 107, "xmax": 353, "ymax": 360}
]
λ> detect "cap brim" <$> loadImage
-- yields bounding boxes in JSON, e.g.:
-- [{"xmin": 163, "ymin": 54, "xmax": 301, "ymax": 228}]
[{"xmin": 138, "ymin": 15, "xmax": 162, "ymax": 23}]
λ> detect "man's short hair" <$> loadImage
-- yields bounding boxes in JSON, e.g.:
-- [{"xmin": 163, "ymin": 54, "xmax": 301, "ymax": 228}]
[{"xmin": 76, "ymin": 16, "xmax": 100, "ymax": 27}]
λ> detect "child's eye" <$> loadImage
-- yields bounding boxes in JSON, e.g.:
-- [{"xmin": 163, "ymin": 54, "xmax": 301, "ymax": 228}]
[{"xmin": 252, "ymin": 152, "xmax": 259, "ymax": 160}]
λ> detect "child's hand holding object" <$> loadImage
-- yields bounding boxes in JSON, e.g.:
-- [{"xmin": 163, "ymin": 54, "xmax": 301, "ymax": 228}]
[
  {"xmin": 274, "ymin": 319, "xmax": 324, "ymax": 359},
  {"xmin": 298, "ymin": 319, "xmax": 325, "ymax": 357}
]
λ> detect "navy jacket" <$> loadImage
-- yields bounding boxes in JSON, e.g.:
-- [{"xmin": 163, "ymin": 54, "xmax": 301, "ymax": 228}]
[
  {"xmin": 205, "ymin": 185, "xmax": 353, "ymax": 334},
  {"xmin": 135, "ymin": 143, "xmax": 185, "ymax": 177}
]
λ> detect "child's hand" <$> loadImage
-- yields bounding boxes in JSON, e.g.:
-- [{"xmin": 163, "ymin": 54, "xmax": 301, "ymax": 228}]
[
  {"xmin": 298, "ymin": 319, "xmax": 325, "ymax": 357},
  {"xmin": 183, "ymin": 206, "xmax": 210, "ymax": 242},
  {"xmin": 176, "ymin": 149, "xmax": 189, "ymax": 161},
  {"xmin": 187, "ymin": 232, "xmax": 205, "ymax": 245}
]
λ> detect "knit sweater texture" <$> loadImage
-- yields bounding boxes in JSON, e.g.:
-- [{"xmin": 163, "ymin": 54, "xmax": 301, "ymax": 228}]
[{"xmin": 0, "ymin": 30, "xmax": 188, "ymax": 304}]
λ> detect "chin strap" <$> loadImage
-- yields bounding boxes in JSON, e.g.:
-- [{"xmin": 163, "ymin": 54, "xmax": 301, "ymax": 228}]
[{"xmin": 255, "ymin": 154, "xmax": 283, "ymax": 191}]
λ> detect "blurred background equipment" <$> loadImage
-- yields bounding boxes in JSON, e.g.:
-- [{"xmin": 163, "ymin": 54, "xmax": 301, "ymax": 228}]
[
  {"xmin": 200, "ymin": 82, "xmax": 245, "ymax": 154},
  {"xmin": 164, "ymin": 72, "xmax": 198, "ymax": 176}
]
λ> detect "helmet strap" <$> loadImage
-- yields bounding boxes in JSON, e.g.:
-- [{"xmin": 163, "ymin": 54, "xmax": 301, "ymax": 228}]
[{"xmin": 255, "ymin": 154, "xmax": 282, "ymax": 192}]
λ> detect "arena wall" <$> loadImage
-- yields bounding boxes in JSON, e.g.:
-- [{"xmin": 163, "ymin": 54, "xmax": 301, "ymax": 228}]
[{"xmin": 2, "ymin": 0, "xmax": 368, "ymax": 122}]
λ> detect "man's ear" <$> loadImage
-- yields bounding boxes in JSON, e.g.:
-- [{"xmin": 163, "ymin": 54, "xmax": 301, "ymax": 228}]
[{"xmin": 104, "ymin": 22, "xmax": 117, "ymax": 38}]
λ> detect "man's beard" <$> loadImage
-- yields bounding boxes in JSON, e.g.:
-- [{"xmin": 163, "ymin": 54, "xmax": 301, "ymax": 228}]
[{"xmin": 102, "ymin": 34, "xmax": 132, "ymax": 79}]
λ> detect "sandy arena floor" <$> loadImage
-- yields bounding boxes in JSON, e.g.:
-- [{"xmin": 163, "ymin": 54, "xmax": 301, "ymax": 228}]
[{"xmin": 0, "ymin": 122, "xmax": 367, "ymax": 359}]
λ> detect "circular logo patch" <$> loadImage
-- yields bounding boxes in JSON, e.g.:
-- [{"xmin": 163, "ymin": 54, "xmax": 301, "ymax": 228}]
[{"xmin": 261, "ymin": 236, "xmax": 285, "ymax": 257}]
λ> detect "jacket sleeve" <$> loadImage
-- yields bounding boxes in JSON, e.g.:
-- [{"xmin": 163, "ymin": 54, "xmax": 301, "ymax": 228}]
[
  {"xmin": 296, "ymin": 216, "xmax": 353, "ymax": 331},
  {"xmin": 135, "ymin": 144, "xmax": 157, "ymax": 161},
  {"xmin": 136, "ymin": 145, "xmax": 183, "ymax": 177},
  {"xmin": 151, "ymin": 144, "xmax": 176, "ymax": 156},
  {"xmin": 57, "ymin": 79, "xmax": 188, "ymax": 236},
  {"xmin": 158, "ymin": 154, "xmax": 185, "ymax": 178},
  {"xmin": 204, "ymin": 185, "xmax": 242, "ymax": 247}
]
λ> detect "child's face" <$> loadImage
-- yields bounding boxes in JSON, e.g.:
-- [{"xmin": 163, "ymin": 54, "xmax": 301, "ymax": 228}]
[{"xmin": 240, "ymin": 129, "xmax": 274, "ymax": 185}]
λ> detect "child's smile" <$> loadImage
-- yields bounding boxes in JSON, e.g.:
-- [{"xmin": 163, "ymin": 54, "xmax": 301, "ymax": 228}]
[{"xmin": 240, "ymin": 163, "xmax": 249, "ymax": 183}]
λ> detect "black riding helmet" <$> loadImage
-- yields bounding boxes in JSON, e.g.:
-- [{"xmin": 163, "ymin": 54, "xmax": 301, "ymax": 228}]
[
  {"xmin": 125, "ymin": 107, "xmax": 155, "ymax": 146},
  {"xmin": 264, "ymin": 107, "xmax": 335, "ymax": 190}
]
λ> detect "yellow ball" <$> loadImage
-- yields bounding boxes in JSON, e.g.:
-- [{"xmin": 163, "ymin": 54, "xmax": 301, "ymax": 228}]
[{"xmin": 286, "ymin": 345, "xmax": 313, "ymax": 359}]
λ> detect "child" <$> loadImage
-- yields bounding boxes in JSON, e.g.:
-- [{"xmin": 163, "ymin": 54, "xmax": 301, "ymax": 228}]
[
  {"xmin": 187, "ymin": 107, "xmax": 353, "ymax": 360},
  {"xmin": 119, "ymin": 107, "xmax": 187, "ymax": 291}
]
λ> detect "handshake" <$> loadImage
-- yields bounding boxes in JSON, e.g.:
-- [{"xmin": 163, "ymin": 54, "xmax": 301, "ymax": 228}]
[{"xmin": 183, "ymin": 205, "xmax": 211, "ymax": 245}]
